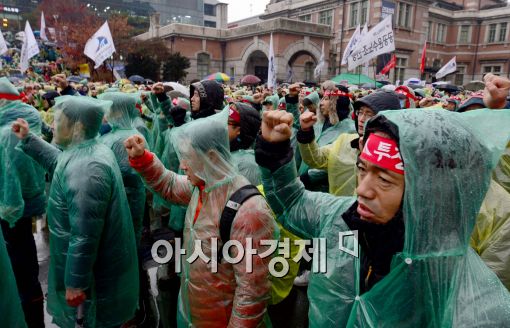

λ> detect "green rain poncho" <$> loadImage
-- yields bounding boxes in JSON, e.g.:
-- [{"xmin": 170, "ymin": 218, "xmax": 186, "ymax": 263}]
[
  {"xmin": 0, "ymin": 101, "xmax": 46, "ymax": 226},
  {"xmin": 131, "ymin": 109, "xmax": 276, "ymax": 327},
  {"xmin": 0, "ymin": 230, "xmax": 27, "ymax": 327},
  {"xmin": 261, "ymin": 108, "xmax": 510, "ymax": 327},
  {"xmin": 99, "ymin": 92, "xmax": 147, "ymax": 243},
  {"xmin": 19, "ymin": 96, "xmax": 139, "ymax": 328}
]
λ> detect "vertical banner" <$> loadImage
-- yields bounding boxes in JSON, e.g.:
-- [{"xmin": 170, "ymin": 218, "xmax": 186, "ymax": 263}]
[{"xmin": 377, "ymin": 0, "xmax": 396, "ymax": 74}]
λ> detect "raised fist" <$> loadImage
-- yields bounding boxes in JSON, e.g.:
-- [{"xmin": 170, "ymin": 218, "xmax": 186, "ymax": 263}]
[
  {"xmin": 261, "ymin": 110, "xmax": 294, "ymax": 143},
  {"xmin": 299, "ymin": 111, "xmax": 317, "ymax": 132},
  {"xmin": 11, "ymin": 118, "xmax": 30, "ymax": 140},
  {"xmin": 124, "ymin": 135, "xmax": 146, "ymax": 158}
]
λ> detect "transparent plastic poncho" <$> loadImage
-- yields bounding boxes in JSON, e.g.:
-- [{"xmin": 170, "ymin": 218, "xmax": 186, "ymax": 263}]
[
  {"xmin": 98, "ymin": 92, "xmax": 147, "ymax": 243},
  {"xmin": 261, "ymin": 108, "xmax": 510, "ymax": 327},
  {"xmin": 135, "ymin": 109, "xmax": 276, "ymax": 327},
  {"xmin": 0, "ymin": 101, "xmax": 46, "ymax": 226},
  {"xmin": 19, "ymin": 96, "xmax": 139, "ymax": 327},
  {"xmin": 349, "ymin": 109, "xmax": 510, "ymax": 326}
]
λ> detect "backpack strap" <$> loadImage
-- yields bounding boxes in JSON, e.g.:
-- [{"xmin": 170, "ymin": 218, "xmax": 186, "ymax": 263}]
[{"xmin": 218, "ymin": 185, "xmax": 261, "ymax": 262}]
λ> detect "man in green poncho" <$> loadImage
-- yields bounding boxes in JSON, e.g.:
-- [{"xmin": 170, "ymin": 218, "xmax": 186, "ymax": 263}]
[
  {"xmin": 255, "ymin": 107, "xmax": 510, "ymax": 326},
  {"xmin": 11, "ymin": 96, "xmax": 139, "ymax": 328}
]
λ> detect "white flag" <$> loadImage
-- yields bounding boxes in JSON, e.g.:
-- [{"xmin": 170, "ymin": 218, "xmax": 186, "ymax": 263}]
[
  {"xmin": 341, "ymin": 25, "xmax": 360, "ymax": 65},
  {"xmin": 361, "ymin": 24, "xmax": 369, "ymax": 75},
  {"xmin": 84, "ymin": 21, "xmax": 116, "ymax": 69},
  {"xmin": 40, "ymin": 11, "xmax": 48, "ymax": 41},
  {"xmin": 348, "ymin": 15, "xmax": 395, "ymax": 71},
  {"xmin": 267, "ymin": 33, "xmax": 277, "ymax": 89},
  {"xmin": 0, "ymin": 28, "xmax": 8, "ymax": 55},
  {"xmin": 435, "ymin": 56, "xmax": 457, "ymax": 79},
  {"xmin": 286, "ymin": 63, "xmax": 294, "ymax": 82},
  {"xmin": 314, "ymin": 41, "xmax": 325, "ymax": 79},
  {"xmin": 20, "ymin": 21, "xmax": 40, "ymax": 73}
]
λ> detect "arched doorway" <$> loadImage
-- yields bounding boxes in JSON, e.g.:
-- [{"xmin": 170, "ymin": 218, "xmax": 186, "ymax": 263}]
[
  {"xmin": 245, "ymin": 50, "xmax": 269, "ymax": 82},
  {"xmin": 287, "ymin": 50, "xmax": 317, "ymax": 83}
]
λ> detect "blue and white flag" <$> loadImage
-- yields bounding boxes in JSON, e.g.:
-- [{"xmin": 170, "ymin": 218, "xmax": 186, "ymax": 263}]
[
  {"xmin": 341, "ymin": 24, "xmax": 361, "ymax": 66},
  {"xmin": 84, "ymin": 21, "xmax": 116, "ymax": 69},
  {"xmin": 435, "ymin": 56, "xmax": 457, "ymax": 80},
  {"xmin": 40, "ymin": 11, "xmax": 48, "ymax": 41},
  {"xmin": 314, "ymin": 41, "xmax": 325, "ymax": 79}
]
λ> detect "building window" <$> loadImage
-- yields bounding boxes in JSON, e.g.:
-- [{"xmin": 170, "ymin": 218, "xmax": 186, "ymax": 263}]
[
  {"xmin": 426, "ymin": 21, "xmax": 432, "ymax": 42},
  {"xmin": 304, "ymin": 62, "xmax": 314, "ymax": 81},
  {"xmin": 488, "ymin": 24, "xmax": 497, "ymax": 43},
  {"xmin": 483, "ymin": 65, "xmax": 502, "ymax": 76},
  {"xmin": 499, "ymin": 22, "xmax": 507, "ymax": 42},
  {"xmin": 349, "ymin": 1, "xmax": 369, "ymax": 28},
  {"xmin": 319, "ymin": 10, "xmax": 333, "ymax": 26},
  {"xmin": 433, "ymin": 59, "xmax": 441, "ymax": 70},
  {"xmin": 459, "ymin": 25, "xmax": 470, "ymax": 43},
  {"xmin": 436, "ymin": 23, "xmax": 446, "ymax": 43},
  {"xmin": 397, "ymin": 2, "xmax": 412, "ymax": 28},
  {"xmin": 394, "ymin": 57, "xmax": 407, "ymax": 84},
  {"xmin": 197, "ymin": 53, "xmax": 210, "ymax": 79},
  {"xmin": 204, "ymin": 20, "xmax": 216, "ymax": 28},
  {"xmin": 455, "ymin": 66, "xmax": 465, "ymax": 86},
  {"xmin": 299, "ymin": 14, "xmax": 311, "ymax": 22},
  {"xmin": 204, "ymin": 4, "xmax": 216, "ymax": 16}
]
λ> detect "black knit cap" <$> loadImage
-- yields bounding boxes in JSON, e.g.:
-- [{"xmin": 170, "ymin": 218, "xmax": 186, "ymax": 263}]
[{"xmin": 230, "ymin": 102, "xmax": 261, "ymax": 151}]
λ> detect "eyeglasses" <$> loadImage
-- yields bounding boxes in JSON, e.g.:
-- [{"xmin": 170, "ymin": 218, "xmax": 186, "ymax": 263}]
[{"xmin": 356, "ymin": 108, "xmax": 376, "ymax": 119}]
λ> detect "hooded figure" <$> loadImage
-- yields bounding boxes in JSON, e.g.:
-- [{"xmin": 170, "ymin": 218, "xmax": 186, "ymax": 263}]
[
  {"xmin": 228, "ymin": 102, "xmax": 262, "ymax": 186},
  {"xmin": 297, "ymin": 91, "xmax": 401, "ymax": 196},
  {"xmin": 98, "ymin": 92, "xmax": 147, "ymax": 244},
  {"xmin": 298, "ymin": 87, "xmax": 356, "ymax": 192},
  {"xmin": 190, "ymin": 80, "xmax": 224, "ymax": 120},
  {"xmin": 16, "ymin": 96, "xmax": 139, "ymax": 327},
  {"xmin": 127, "ymin": 109, "xmax": 275, "ymax": 327},
  {"xmin": 256, "ymin": 108, "xmax": 510, "ymax": 327},
  {"xmin": 395, "ymin": 85, "xmax": 417, "ymax": 109},
  {"xmin": 0, "ymin": 79, "xmax": 47, "ymax": 327}
]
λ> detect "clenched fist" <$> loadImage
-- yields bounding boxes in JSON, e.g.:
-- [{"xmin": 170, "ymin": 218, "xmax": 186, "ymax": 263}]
[
  {"xmin": 484, "ymin": 73, "xmax": 510, "ymax": 109},
  {"xmin": 261, "ymin": 111, "xmax": 294, "ymax": 143},
  {"xmin": 299, "ymin": 111, "xmax": 317, "ymax": 132},
  {"xmin": 124, "ymin": 135, "xmax": 146, "ymax": 158},
  {"xmin": 11, "ymin": 118, "xmax": 30, "ymax": 140}
]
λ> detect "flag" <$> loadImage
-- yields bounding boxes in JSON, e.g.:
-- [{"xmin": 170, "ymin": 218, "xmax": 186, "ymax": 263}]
[
  {"xmin": 40, "ymin": 11, "xmax": 48, "ymax": 41},
  {"xmin": 380, "ymin": 54, "xmax": 396, "ymax": 75},
  {"xmin": 361, "ymin": 24, "xmax": 369, "ymax": 75},
  {"xmin": 420, "ymin": 41, "xmax": 426, "ymax": 74},
  {"xmin": 341, "ymin": 25, "xmax": 361, "ymax": 65},
  {"xmin": 348, "ymin": 15, "xmax": 395, "ymax": 71},
  {"xmin": 84, "ymin": 21, "xmax": 116, "ymax": 69},
  {"xmin": 0, "ymin": 28, "xmax": 8, "ymax": 55},
  {"xmin": 435, "ymin": 56, "xmax": 457, "ymax": 79},
  {"xmin": 20, "ymin": 21, "xmax": 40, "ymax": 73},
  {"xmin": 314, "ymin": 41, "xmax": 325, "ymax": 79},
  {"xmin": 267, "ymin": 33, "xmax": 277, "ymax": 89}
]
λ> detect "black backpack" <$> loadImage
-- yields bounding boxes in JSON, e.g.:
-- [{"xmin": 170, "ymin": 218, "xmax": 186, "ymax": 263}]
[{"xmin": 218, "ymin": 185, "xmax": 261, "ymax": 262}]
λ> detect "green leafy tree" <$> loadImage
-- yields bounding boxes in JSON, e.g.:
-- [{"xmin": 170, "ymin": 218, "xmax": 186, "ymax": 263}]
[
  {"xmin": 124, "ymin": 39, "xmax": 169, "ymax": 81},
  {"xmin": 162, "ymin": 52, "xmax": 191, "ymax": 82}
]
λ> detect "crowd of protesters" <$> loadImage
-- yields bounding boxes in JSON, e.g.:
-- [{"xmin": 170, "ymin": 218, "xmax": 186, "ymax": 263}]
[{"xmin": 1, "ymin": 69, "xmax": 510, "ymax": 328}]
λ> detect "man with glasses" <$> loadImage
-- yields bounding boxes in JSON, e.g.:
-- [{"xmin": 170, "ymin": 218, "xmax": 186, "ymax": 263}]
[{"xmin": 297, "ymin": 91, "xmax": 401, "ymax": 196}]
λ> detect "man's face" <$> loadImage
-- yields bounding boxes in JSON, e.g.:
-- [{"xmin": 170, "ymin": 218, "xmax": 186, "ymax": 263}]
[
  {"xmin": 357, "ymin": 105, "xmax": 376, "ymax": 136},
  {"xmin": 227, "ymin": 119, "xmax": 241, "ymax": 142},
  {"xmin": 263, "ymin": 103, "xmax": 274, "ymax": 111},
  {"xmin": 319, "ymin": 97, "xmax": 332, "ymax": 117},
  {"xmin": 356, "ymin": 132, "xmax": 405, "ymax": 224},
  {"xmin": 191, "ymin": 90, "xmax": 200, "ymax": 112},
  {"xmin": 52, "ymin": 111, "xmax": 73, "ymax": 148}
]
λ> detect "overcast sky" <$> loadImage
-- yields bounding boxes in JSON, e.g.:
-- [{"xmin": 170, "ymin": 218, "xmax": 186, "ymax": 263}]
[{"xmin": 222, "ymin": 0, "xmax": 271, "ymax": 22}]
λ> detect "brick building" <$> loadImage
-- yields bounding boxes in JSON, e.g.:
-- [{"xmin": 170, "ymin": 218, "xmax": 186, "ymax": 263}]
[{"xmin": 137, "ymin": 0, "xmax": 510, "ymax": 85}]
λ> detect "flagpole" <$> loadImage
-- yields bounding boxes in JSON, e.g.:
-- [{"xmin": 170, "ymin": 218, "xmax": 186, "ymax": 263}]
[{"xmin": 373, "ymin": 59, "xmax": 377, "ymax": 89}]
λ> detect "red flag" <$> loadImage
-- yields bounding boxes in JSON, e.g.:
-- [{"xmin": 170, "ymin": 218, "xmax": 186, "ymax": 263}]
[
  {"xmin": 420, "ymin": 42, "xmax": 427, "ymax": 73},
  {"xmin": 380, "ymin": 54, "xmax": 396, "ymax": 75}
]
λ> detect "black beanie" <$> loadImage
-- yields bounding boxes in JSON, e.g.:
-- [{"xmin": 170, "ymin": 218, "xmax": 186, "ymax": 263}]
[
  {"xmin": 230, "ymin": 102, "xmax": 261, "ymax": 151},
  {"xmin": 170, "ymin": 106, "xmax": 187, "ymax": 127}
]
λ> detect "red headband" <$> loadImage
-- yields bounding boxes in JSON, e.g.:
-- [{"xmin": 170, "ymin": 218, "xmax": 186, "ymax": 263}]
[
  {"xmin": 395, "ymin": 88, "xmax": 417, "ymax": 101},
  {"xmin": 229, "ymin": 104, "xmax": 241, "ymax": 123},
  {"xmin": 360, "ymin": 134, "xmax": 404, "ymax": 175},
  {"xmin": 324, "ymin": 90, "xmax": 350, "ymax": 98},
  {"xmin": 0, "ymin": 93, "xmax": 22, "ymax": 101}
]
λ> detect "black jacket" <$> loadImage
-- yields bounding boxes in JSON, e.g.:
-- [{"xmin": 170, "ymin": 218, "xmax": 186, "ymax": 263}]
[{"xmin": 190, "ymin": 80, "xmax": 224, "ymax": 120}]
